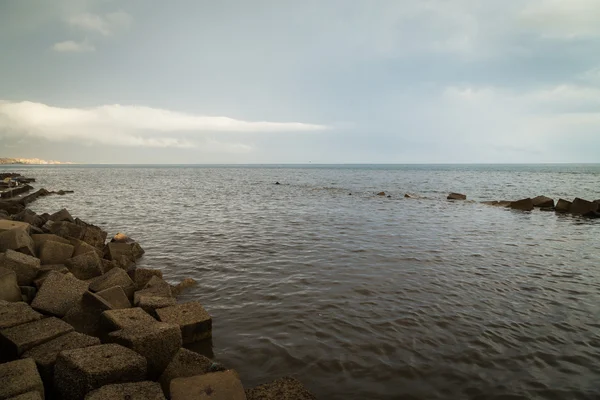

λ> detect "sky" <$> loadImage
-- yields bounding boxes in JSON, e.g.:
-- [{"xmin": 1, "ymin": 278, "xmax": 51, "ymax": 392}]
[{"xmin": 0, "ymin": 0, "xmax": 599, "ymax": 164}]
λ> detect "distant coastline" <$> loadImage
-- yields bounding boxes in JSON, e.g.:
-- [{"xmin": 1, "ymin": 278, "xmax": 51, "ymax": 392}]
[{"xmin": 0, "ymin": 157, "xmax": 74, "ymax": 165}]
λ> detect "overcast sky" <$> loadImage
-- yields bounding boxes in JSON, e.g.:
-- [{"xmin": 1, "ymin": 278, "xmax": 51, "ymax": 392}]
[{"xmin": 1, "ymin": 0, "xmax": 599, "ymax": 163}]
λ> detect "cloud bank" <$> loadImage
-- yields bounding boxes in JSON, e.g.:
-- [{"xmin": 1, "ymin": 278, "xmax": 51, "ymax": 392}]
[
  {"xmin": 52, "ymin": 39, "xmax": 95, "ymax": 52},
  {"xmin": 0, "ymin": 101, "xmax": 328, "ymax": 149}
]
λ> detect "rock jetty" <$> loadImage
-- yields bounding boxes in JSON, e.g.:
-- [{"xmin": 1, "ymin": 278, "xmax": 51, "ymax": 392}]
[
  {"xmin": 479, "ymin": 195, "xmax": 599, "ymax": 218},
  {"xmin": 1, "ymin": 203, "xmax": 315, "ymax": 397}
]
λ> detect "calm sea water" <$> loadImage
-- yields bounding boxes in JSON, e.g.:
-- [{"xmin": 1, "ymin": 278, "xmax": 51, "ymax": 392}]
[{"xmin": 8, "ymin": 164, "xmax": 600, "ymax": 400}]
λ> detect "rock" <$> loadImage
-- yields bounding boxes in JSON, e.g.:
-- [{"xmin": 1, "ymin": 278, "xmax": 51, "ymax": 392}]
[
  {"xmin": 158, "ymin": 348, "xmax": 214, "ymax": 397},
  {"xmin": 0, "ymin": 358, "xmax": 44, "ymax": 400},
  {"xmin": 245, "ymin": 377, "xmax": 316, "ymax": 400},
  {"xmin": 156, "ymin": 302, "xmax": 212, "ymax": 344},
  {"xmin": 33, "ymin": 265, "xmax": 68, "ymax": 289},
  {"xmin": 19, "ymin": 286, "xmax": 36, "ymax": 304},
  {"xmin": 89, "ymin": 268, "xmax": 135, "ymax": 299},
  {"xmin": 171, "ymin": 278, "xmax": 198, "ymax": 296},
  {"xmin": 63, "ymin": 299, "xmax": 105, "ymax": 336},
  {"xmin": 531, "ymin": 195, "xmax": 555, "ymax": 208},
  {"xmin": 54, "ymin": 343, "xmax": 148, "ymax": 400},
  {"xmin": 22, "ymin": 331, "xmax": 100, "ymax": 386},
  {"xmin": 69, "ymin": 237, "xmax": 103, "ymax": 258},
  {"xmin": 570, "ymin": 198, "xmax": 599, "ymax": 215},
  {"xmin": 0, "ymin": 316, "xmax": 73, "ymax": 358},
  {"xmin": 132, "ymin": 268, "xmax": 163, "ymax": 290},
  {"xmin": 481, "ymin": 200, "xmax": 511, "ymax": 207},
  {"xmin": 170, "ymin": 370, "xmax": 246, "ymax": 400},
  {"xmin": 31, "ymin": 271, "xmax": 89, "ymax": 317},
  {"xmin": 111, "ymin": 233, "xmax": 133, "ymax": 243},
  {"xmin": 376, "ymin": 192, "xmax": 385, "ymax": 196},
  {"xmin": 0, "ymin": 250, "xmax": 40, "ymax": 286},
  {"xmin": 5, "ymin": 391, "xmax": 43, "ymax": 400},
  {"xmin": 135, "ymin": 295, "xmax": 176, "ymax": 318},
  {"xmin": 0, "ymin": 220, "xmax": 30, "ymax": 233},
  {"xmin": 64, "ymin": 252, "xmax": 103, "ymax": 280},
  {"xmin": 85, "ymin": 381, "xmax": 166, "ymax": 400},
  {"xmin": 107, "ymin": 322, "xmax": 182, "ymax": 379},
  {"xmin": 0, "ymin": 302, "xmax": 43, "ymax": 330},
  {"xmin": 583, "ymin": 210, "xmax": 600, "ymax": 218},
  {"xmin": 105, "ymin": 242, "xmax": 145, "ymax": 262},
  {"xmin": 100, "ymin": 259, "xmax": 119, "ymax": 273},
  {"xmin": 31, "ymin": 233, "xmax": 71, "ymax": 255},
  {"xmin": 137, "ymin": 275, "xmax": 173, "ymax": 298},
  {"xmin": 100, "ymin": 308, "xmax": 157, "ymax": 337},
  {"xmin": 38, "ymin": 240, "xmax": 74, "ymax": 265},
  {"xmin": 48, "ymin": 208, "xmax": 74, "ymax": 223},
  {"xmin": 12, "ymin": 210, "xmax": 44, "ymax": 228},
  {"xmin": 0, "ymin": 267, "xmax": 22, "ymax": 302},
  {"xmin": 274, "ymin": 182, "xmax": 280, "ymax": 185},
  {"xmin": 555, "ymin": 198, "xmax": 572, "ymax": 213},
  {"xmin": 49, "ymin": 221, "xmax": 85, "ymax": 239},
  {"xmin": 509, "ymin": 198, "xmax": 534, "ymax": 211},
  {"xmin": 81, "ymin": 225, "xmax": 108, "ymax": 250},
  {"xmin": 447, "ymin": 193, "xmax": 467, "ymax": 200},
  {"xmin": 96, "ymin": 286, "xmax": 131, "ymax": 309},
  {"xmin": 0, "ymin": 228, "xmax": 35, "ymax": 256}
]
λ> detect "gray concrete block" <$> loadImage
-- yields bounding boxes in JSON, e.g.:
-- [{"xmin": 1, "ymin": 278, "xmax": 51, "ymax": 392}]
[
  {"xmin": 38, "ymin": 240, "xmax": 74, "ymax": 265},
  {"xmin": 0, "ymin": 316, "xmax": 73, "ymax": 358},
  {"xmin": 0, "ymin": 250, "xmax": 40, "ymax": 286},
  {"xmin": 156, "ymin": 302, "xmax": 212, "ymax": 344},
  {"xmin": 48, "ymin": 208, "xmax": 74, "ymax": 223},
  {"xmin": 96, "ymin": 286, "xmax": 131, "ymax": 309},
  {"xmin": 31, "ymin": 271, "xmax": 88, "ymax": 317},
  {"xmin": 89, "ymin": 268, "xmax": 134, "ymax": 299},
  {"xmin": 54, "ymin": 344, "xmax": 147, "ymax": 400},
  {"xmin": 100, "ymin": 308, "xmax": 157, "ymax": 337},
  {"xmin": 135, "ymin": 295, "xmax": 176, "ymax": 318},
  {"xmin": 31, "ymin": 234, "xmax": 71, "ymax": 256},
  {"xmin": 0, "ymin": 302, "xmax": 42, "ymax": 330},
  {"xmin": 0, "ymin": 358, "xmax": 44, "ymax": 400},
  {"xmin": 158, "ymin": 348, "xmax": 214, "ymax": 397},
  {"xmin": 49, "ymin": 221, "xmax": 85, "ymax": 240},
  {"xmin": 131, "ymin": 268, "xmax": 163, "ymax": 290},
  {"xmin": 84, "ymin": 381, "xmax": 165, "ymax": 400},
  {"xmin": 64, "ymin": 252, "xmax": 103, "ymax": 280},
  {"xmin": 170, "ymin": 370, "xmax": 246, "ymax": 400}
]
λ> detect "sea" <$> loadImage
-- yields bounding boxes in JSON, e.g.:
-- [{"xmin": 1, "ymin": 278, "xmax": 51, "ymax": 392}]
[{"xmin": 6, "ymin": 164, "xmax": 600, "ymax": 400}]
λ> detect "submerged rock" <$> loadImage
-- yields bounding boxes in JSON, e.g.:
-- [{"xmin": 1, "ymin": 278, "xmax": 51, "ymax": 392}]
[
  {"xmin": 555, "ymin": 199, "xmax": 572, "ymax": 213},
  {"xmin": 447, "ymin": 193, "xmax": 466, "ymax": 200},
  {"xmin": 570, "ymin": 198, "xmax": 598, "ymax": 215},
  {"xmin": 531, "ymin": 195, "xmax": 554, "ymax": 208},
  {"xmin": 510, "ymin": 198, "xmax": 534, "ymax": 211}
]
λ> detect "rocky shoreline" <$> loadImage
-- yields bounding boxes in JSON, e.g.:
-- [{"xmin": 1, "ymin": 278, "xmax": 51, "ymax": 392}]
[{"xmin": 0, "ymin": 175, "xmax": 316, "ymax": 399}]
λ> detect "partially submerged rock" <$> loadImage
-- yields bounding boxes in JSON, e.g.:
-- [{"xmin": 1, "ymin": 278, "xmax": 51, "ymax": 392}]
[
  {"xmin": 0, "ymin": 358, "xmax": 44, "ymax": 400},
  {"xmin": 170, "ymin": 370, "xmax": 246, "ymax": 400},
  {"xmin": 245, "ymin": 377, "xmax": 316, "ymax": 400},
  {"xmin": 156, "ymin": 302, "xmax": 212, "ymax": 344},
  {"xmin": 570, "ymin": 198, "xmax": 598, "ymax": 215},
  {"xmin": 509, "ymin": 198, "xmax": 534, "ymax": 211},
  {"xmin": 555, "ymin": 198, "xmax": 572, "ymax": 213},
  {"xmin": 531, "ymin": 195, "xmax": 554, "ymax": 208},
  {"xmin": 447, "ymin": 193, "xmax": 467, "ymax": 200}
]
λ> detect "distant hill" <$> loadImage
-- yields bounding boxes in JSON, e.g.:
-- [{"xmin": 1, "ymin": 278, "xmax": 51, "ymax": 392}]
[{"xmin": 0, "ymin": 157, "xmax": 74, "ymax": 165}]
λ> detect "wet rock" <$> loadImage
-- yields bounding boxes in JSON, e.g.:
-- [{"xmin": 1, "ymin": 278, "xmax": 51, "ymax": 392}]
[
  {"xmin": 107, "ymin": 322, "xmax": 182, "ymax": 379},
  {"xmin": 89, "ymin": 267, "xmax": 135, "ymax": 299},
  {"xmin": 131, "ymin": 268, "xmax": 163, "ymax": 290},
  {"xmin": 0, "ymin": 316, "xmax": 73, "ymax": 358},
  {"xmin": 100, "ymin": 308, "xmax": 157, "ymax": 337},
  {"xmin": 447, "ymin": 193, "xmax": 467, "ymax": 200},
  {"xmin": 0, "ymin": 267, "xmax": 22, "ymax": 302},
  {"xmin": 96, "ymin": 286, "xmax": 131, "ymax": 309},
  {"xmin": 0, "ymin": 249, "xmax": 40, "ymax": 286},
  {"xmin": 555, "ymin": 198, "xmax": 572, "ymax": 213},
  {"xmin": 31, "ymin": 233, "xmax": 71, "ymax": 255},
  {"xmin": 38, "ymin": 240, "xmax": 74, "ymax": 265},
  {"xmin": 31, "ymin": 271, "xmax": 89, "ymax": 317},
  {"xmin": 509, "ymin": 198, "xmax": 534, "ymax": 211},
  {"xmin": 245, "ymin": 377, "xmax": 316, "ymax": 400},
  {"xmin": 158, "ymin": 348, "xmax": 214, "ymax": 397},
  {"xmin": 156, "ymin": 302, "xmax": 212, "ymax": 344},
  {"xmin": 376, "ymin": 192, "xmax": 386, "ymax": 196},
  {"xmin": 85, "ymin": 381, "xmax": 166, "ymax": 400},
  {"xmin": 170, "ymin": 370, "xmax": 246, "ymax": 400},
  {"xmin": 570, "ymin": 198, "xmax": 598, "ymax": 215},
  {"xmin": 19, "ymin": 286, "xmax": 36, "ymax": 304},
  {"xmin": 22, "ymin": 331, "xmax": 100, "ymax": 386},
  {"xmin": 64, "ymin": 252, "xmax": 103, "ymax": 280},
  {"xmin": 171, "ymin": 278, "xmax": 198, "ymax": 296},
  {"xmin": 540, "ymin": 207, "xmax": 555, "ymax": 212},
  {"xmin": 54, "ymin": 343, "xmax": 147, "ymax": 400},
  {"xmin": 0, "ymin": 227, "xmax": 35, "ymax": 256},
  {"xmin": 531, "ymin": 195, "xmax": 555, "ymax": 208},
  {"xmin": 0, "ymin": 301, "xmax": 42, "ymax": 330},
  {"xmin": 49, "ymin": 221, "xmax": 85, "ymax": 239},
  {"xmin": 48, "ymin": 208, "xmax": 74, "ymax": 223},
  {"xmin": 0, "ymin": 358, "xmax": 44, "ymax": 400}
]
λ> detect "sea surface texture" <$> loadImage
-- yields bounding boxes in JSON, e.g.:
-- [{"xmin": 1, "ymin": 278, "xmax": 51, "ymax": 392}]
[{"xmin": 12, "ymin": 164, "xmax": 600, "ymax": 400}]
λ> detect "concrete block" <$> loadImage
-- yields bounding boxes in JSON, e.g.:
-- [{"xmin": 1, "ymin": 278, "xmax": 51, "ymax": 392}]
[
  {"xmin": 0, "ymin": 358, "xmax": 44, "ymax": 400},
  {"xmin": 0, "ymin": 267, "xmax": 22, "ymax": 302},
  {"xmin": 135, "ymin": 295, "xmax": 176, "ymax": 318},
  {"xmin": 170, "ymin": 370, "xmax": 246, "ymax": 400},
  {"xmin": 49, "ymin": 221, "xmax": 85, "ymax": 240},
  {"xmin": 131, "ymin": 268, "xmax": 163, "ymax": 290},
  {"xmin": 100, "ymin": 308, "xmax": 157, "ymax": 336},
  {"xmin": 105, "ymin": 242, "xmax": 145, "ymax": 262},
  {"xmin": 0, "ymin": 317, "xmax": 73, "ymax": 358},
  {"xmin": 68, "ymin": 238, "xmax": 103, "ymax": 258},
  {"xmin": 85, "ymin": 381, "xmax": 166, "ymax": 400},
  {"xmin": 31, "ymin": 271, "xmax": 89, "ymax": 317},
  {"xmin": 38, "ymin": 240, "xmax": 74, "ymax": 265},
  {"xmin": 31, "ymin": 234, "xmax": 70, "ymax": 256},
  {"xmin": 555, "ymin": 198, "xmax": 572, "ymax": 213},
  {"xmin": 48, "ymin": 208, "xmax": 74, "ymax": 223},
  {"xmin": 22, "ymin": 331, "xmax": 100, "ymax": 385},
  {"xmin": 96, "ymin": 286, "xmax": 131, "ymax": 309},
  {"xmin": 6, "ymin": 391, "xmax": 43, "ymax": 400},
  {"xmin": 54, "ymin": 343, "xmax": 147, "ymax": 400},
  {"xmin": 64, "ymin": 252, "xmax": 103, "ymax": 280},
  {"xmin": 89, "ymin": 268, "xmax": 134, "ymax": 299},
  {"xmin": 156, "ymin": 302, "xmax": 212, "ymax": 344},
  {"xmin": 0, "ymin": 250, "xmax": 40, "ymax": 286},
  {"xmin": 32, "ymin": 265, "xmax": 68, "ymax": 289},
  {"xmin": 158, "ymin": 348, "xmax": 214, "ymax": 397},
  {"xmin": 245, "ymin": 377, "xmax": 316, "ymax": 400},
  {"xmin": 570, "ymin": 197, "xmax": 599, "ymax": 215},
  {"xmin": 0, "ymin": 228, "xmax": 35, "ymax": 256},
  {"xmin": 0, "ymin": 302, "xmax": 42, "ymax": 330},
  {"xmin": 19, "ymin": 286, "xmax": 36, "ymax": 304},
  {"xmin": 107, "ymin": 322, "xmax": 182, "ymax": 379},
  {"xmin": 0, "ymin": 220, "xmax": 30, "ymax": 233},
  {"xmin": 81, "ymin": 225, "xmax": 107, "ymax": 250},
  {"xmin": 531, "ymin": 195, "xmax": 555, "ymax": 208}
]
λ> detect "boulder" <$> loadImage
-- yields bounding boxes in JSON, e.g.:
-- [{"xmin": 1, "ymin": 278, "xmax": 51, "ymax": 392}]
[
  {"xmin": 531, "ymin": 196, "xmax": 554, "ymax": 208},
  {"xmin": 0, "ymin": 302, "xmax": 42, "ymax": 330},
  {"xmin": 85, "ymin": 381, "xmax": 166, "ymax": 400},
  {"xmin": 135, "ymin": 295, "xmax": 176, "ymax": 318},
  {"xmin": 170, "ymin": 370, "xmax": 246, "ymax": 400},
  {"xmin": 0, "ymin": 228, "xmax": 35, "ymax": 256},
  {"xmin": 54, "ymin": 343, "xmax": 148, "ymax": 400},
  {"xmin": 12, "ymin": 209, "xmax": 45, "ymax": 228},
  {"xmin": 0, "ymin": 316, "xmax": 73, "ymax": 358},
  {"xmin": 0, "ymin": 267, "xmax": 22, "ymax": 302},
  {"xmin": 245, "ymin": 377, "xmax": 316, "ymax": 400},
  {"xmin": 583, "ymin": 211, "xmax": 600, "ymax": 218},
  {"xmin": 96, "ymin": 286, "xmax": 131, "ymax": 309},
  {"xmin": 139, "ymin": 275, "xmax": 173, "ymax": 297},
  {"xmin": 49, "ymin": 221, "xmax": 85, "ymax": 240},
  {"xmin": 0, "ymin": 220, "xmax": 30, "ymax": 233},
  {"xmin": 171, "ymin": 278, "xmax": 198, "ymax": 296},
  {"xmin": 105, "ymin": 242, "xmax": 145, "ymax": 262},
  {"xmin": 510, "ymin": 198, "xmax": 534, "ymax": 211},
  {"xmin": 0, "ymin": 358, "xmax": 44, "ymax": 400},
  {"xmin": 132, "ymin": 268, "xmax": 164, "ymax": 290},
  {"xmin": 19, "ymin": 286, "xmax": 36, "ymax": 304},
  {"xmin": 107, "ymin": 322, "xmax": 182, "ymax": 379},
  {"xmin": 31, "ymin": 234, "xmax": 71, "ymax": 255},
  {"xmin": 158, "ymin": 348, "xmax": 215, "ymax": 397},
  {"xmin": 48, "ymin": 208, "xmax": 74, "ymax": 223},
  {"xmin": 22, "ymin": 331, "xmax": 100, "ymax": 385},
  {"xmin": 100, "ymin": 259, "xmax": 120, "ymax": 273},
  {"xmin": 38, "ymin": 240, "xmax": 74, "ymax": 265},
  {"xmin": 156, "ymin": 302, "xmax": 212, "ymax": 344},
  {"xmin": 89, "ymin": 267, "xmax": 135, "ymax": 299},
  {"xmin": 64, "ymin": 252, "xmax": 103, "ymax": 280},
  {"xmin": 63, "ymin": 300, "xmax": 105, "ymax": 337},
  {"xmin": 555, "ymin": 198, "xmax": 572, "ymax": 213},
  {"xmin": 33, "ymin": 265, "xmax": 68, "ymax": 289},
  {"xmin": 0, "ymin": 250, "xmax": 41, "ymax": 286},
  {"xmin": 570, "ymin": 198, "xmax": 598, "ymax": 215},
  {"xmin": 447, "ymin": 193, "xmax": 466, "ymax": 200},
  {"xmin": 100, "ymin": 308, "xmax": 157, "ymax": 337},
  {"xmin": 69, "ymin": 237, "xmax": 103, "ymax": 258},
  {"xmin": 31, "ymin": 271, "xmax": 89, "ymax": 317},
  {"xmin": 81, "ymin": 225, "xmax": 108, "ymax": 250}
]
